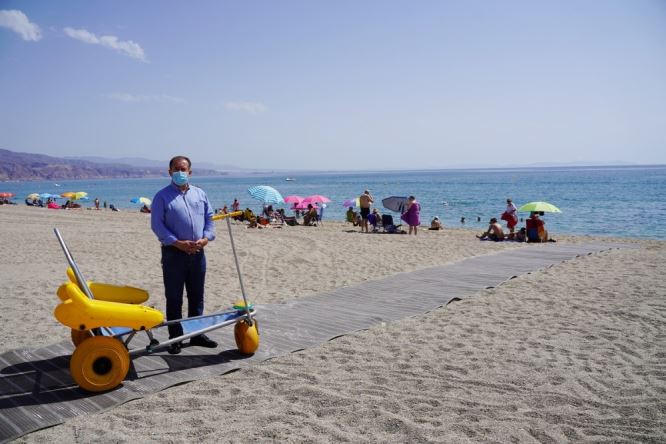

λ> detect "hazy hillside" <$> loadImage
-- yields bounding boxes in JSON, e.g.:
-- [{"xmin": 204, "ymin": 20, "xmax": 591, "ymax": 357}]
[{"xmin": 0, "ymin": 149, "xmax": 222, "ymax": 181}]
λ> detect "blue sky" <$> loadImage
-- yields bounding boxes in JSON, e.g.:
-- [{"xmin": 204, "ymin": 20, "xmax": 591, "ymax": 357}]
[{"xmin": 1, "ymin": 1, "xmax": 665, "ymax": 170}]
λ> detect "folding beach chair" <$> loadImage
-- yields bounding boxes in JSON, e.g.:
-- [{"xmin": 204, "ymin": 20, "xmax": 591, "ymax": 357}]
[{"xmin": 381, "ymin": 214, "xmax": 403, "ymax": 233}]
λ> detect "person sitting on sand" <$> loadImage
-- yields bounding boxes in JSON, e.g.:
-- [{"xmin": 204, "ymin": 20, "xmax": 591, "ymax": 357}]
[
  {"xmin": 372, "ymin": 208, "xmax": 382, "ymax": 226},
  {"xmin": 346, "ymin": 207, "xmax": 355, "ymax": 224},
  {"xmin": 368, "ymin": 208, "xmax": 381, "ymax": 232},
  {"xmin": 478, "ymin": 217, "xmax": 505, "ymax": 241},
  {"xmin": 140, "ymin": 204, "xmax": 151, "ymax": 213},
  {"xmin": 263, "ymin": 204, "xmax": 274, "ymax": 219},
  {"xmin": 303, "ymin": 204, "xmax": 318, "ymax": 226},
  {"xmin": 526, "ymin": 212, "xmax": 549, "ymax": 242},
  {"xmin": 515, "ymin": 227, "xmax": 527, "ymax": 242},
  {"xmin": 429, "ymin": 216, "xmax": 444, "ymax": 230}
]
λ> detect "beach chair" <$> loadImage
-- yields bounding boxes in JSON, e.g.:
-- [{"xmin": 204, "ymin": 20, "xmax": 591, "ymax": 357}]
[
  {"xmin": 317, "ymin": 206, "xmax": 325, "ymax": 226},
  {"xmin": 367, "ymin": 213, "xmax": 380, "ymax": 232},
  {"xmin": 381, "ymin": 214, "xmax": 403, "ymax": 233}
]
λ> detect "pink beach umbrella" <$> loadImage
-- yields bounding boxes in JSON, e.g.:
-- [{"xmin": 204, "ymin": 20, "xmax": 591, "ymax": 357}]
[
  {"xmin": 292, "ymin": 201, "xmax": 312, "ymax": 211},
  {"xmin": 302, "ymin": 195, "xmax": 331, "ymax": 205},
  {"xmin": 283, "ymin": 195, "xmax": 304, "ymax": 204}
]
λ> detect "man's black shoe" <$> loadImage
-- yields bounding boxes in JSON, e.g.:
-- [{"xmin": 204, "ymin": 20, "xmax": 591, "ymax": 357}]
[
  {"xmin": 168, "ymin": 341, "xmax": 182, "ymax": 355},
  {"xmin": 189, "ymin": 334, "xmax": 218, "ymax": 348}
]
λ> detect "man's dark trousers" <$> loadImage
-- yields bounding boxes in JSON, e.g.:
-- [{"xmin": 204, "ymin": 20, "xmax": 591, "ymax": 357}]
[{"xmin": 161, "ymin": 246, "xmax": 206, "ymax": 339}]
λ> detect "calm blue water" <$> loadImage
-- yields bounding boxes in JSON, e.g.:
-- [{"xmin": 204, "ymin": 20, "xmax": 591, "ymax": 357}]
[{"xmin": 3, "ymin": 166, "xmax": 665, "ymax": 239}]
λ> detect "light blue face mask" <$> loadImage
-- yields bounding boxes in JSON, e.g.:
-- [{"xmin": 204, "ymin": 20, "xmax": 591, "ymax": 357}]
[{"xmin": 171, "ymin": 171, "xmax": 189, "ymax": 186}]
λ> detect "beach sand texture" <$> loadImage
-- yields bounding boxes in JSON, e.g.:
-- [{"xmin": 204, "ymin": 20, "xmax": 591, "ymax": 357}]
[{"xmin": 1, "ymin": 206, "xmax": 664, "ymax": 442}]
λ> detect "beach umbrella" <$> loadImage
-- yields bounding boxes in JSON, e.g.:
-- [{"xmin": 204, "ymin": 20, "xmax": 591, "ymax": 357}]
[
  {"xmin": 283, "ymin": 195, "xmax": 304, "ymax": 204},
  {"xmin": 61, "ymin": 191, "xmax": 87, "ymax": 200},
  {"xmin": 302, "ymin": 195, "xmax": 331, "ymax": 204},
  {"xmin": 40, "ymin": 193, "xmax": 55, "ymax": 199},
  {"xmin": 26, "ymin": 193, "xmax": 40, "ymax": 200},
  {"xmin": 130, "ymin": 197, "xmax": 152, "ymax": 205},
  {"xmin": 382, "ymin": 196, "xmax": 409, "ymax": 213},
  {"xmin": 0, "ymin": 192, "xmax": 15, "ymax": 198},
  {"xmin": 517, "ymin": 201, "xmax": 562, "ymax": 213},
  {"xmin": 248, "ymin": 185, "xmax": 284, "ymax": 204},
  {"xmin": 342, "ymin": 198, "xmax": 360, "ymax": 207},
  {"xmin": 292, "ymin": 201, "xmax": 311, "ymax": 210}
]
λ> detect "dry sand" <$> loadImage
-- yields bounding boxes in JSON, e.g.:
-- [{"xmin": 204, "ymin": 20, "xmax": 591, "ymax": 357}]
[{"xmin": 1, "ymin": 205, "xmax": 664, "ymax": 442}]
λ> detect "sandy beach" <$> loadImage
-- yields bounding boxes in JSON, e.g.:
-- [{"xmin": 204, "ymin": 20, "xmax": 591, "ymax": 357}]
[{"xmin": 1, "ymin": 205, "xmax": 664, "ymax": 442}]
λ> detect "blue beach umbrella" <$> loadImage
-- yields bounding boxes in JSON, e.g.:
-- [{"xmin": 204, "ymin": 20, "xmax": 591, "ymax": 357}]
[{"xmin": 248, "ymin": 185, "xmax": 284, "ymax": 204}]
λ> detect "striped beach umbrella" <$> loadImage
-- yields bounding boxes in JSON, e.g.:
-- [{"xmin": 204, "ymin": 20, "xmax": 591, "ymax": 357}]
[{"xmin": 248, "ymin": 185, "xmax": 284, "ymax": 204}]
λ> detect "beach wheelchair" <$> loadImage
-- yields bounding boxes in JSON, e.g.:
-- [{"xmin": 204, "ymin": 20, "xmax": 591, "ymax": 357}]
[{"xmin": 53, "ymin": 211, "xmax": 259, "ymax": 392}]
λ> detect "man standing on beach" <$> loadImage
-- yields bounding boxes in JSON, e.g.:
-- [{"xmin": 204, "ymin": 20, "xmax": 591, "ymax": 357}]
[
  {"xmin": 151, "ymin": 155, "xmax": 217, "ymax": 354},
  {"xmin": 359, "ymin": 190, "xmax": 374, "ymax": 233}
]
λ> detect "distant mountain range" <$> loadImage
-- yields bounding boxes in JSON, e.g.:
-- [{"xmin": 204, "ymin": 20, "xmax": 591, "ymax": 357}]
[
  {"xmin": 0, "ymin": 149, "xmax": 224, "ymax": 181},
  {"xmin": 65, "ymin": 156, "xmax": 241, "ymax": 172}
]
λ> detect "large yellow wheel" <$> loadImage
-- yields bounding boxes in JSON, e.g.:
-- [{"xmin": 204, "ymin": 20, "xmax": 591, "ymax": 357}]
[
  {"xmin": 234, "ymin": 318, "xmax": 260, "ymax": 355},
  {"xmin": 71, "ymin": 329, "xmax": 93, "ymax": 346},
  {"xmin": 70, "ymin": 336, "xmax": 130, "ymax": 392}
]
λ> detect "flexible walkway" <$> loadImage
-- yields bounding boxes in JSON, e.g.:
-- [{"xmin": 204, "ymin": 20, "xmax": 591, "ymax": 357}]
[{"xmin": 0, "ymin": 242, "xmax": 632, "ymax": 442}]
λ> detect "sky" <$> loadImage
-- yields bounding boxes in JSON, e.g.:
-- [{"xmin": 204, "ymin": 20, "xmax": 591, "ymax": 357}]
[{"xmin": 1, "ymin": 1, "xmax": 665, "ymax": 170}]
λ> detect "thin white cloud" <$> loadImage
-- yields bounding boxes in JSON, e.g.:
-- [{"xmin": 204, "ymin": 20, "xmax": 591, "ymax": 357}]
[
  {"xmin": 225, "ymin": 101, "xmax": 268, "ymax": 114},
  {"xmin": 0, "ymin": 10, "xmax": 42, "ymax": 41},
  {"xmin": 64, "ymin": 27, "xmax": 146, "ymax": 61},
  {"xmin": 105, "ymin": 93, "xmax": 185, "ymax": 104}
]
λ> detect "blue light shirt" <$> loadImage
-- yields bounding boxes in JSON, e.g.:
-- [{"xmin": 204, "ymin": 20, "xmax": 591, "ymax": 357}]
[{"xmin": 151, "ymin": 183, "xmax": 216, "ymax": 246}]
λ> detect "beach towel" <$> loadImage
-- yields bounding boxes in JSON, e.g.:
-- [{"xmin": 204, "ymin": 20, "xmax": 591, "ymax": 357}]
[
  {"xmin": 501, "ymin": 211, "xmax": 518, "ymax": 229},
  {"xmin": 400, "ymin": 202, "xmax": 420, "ymax": 227}
]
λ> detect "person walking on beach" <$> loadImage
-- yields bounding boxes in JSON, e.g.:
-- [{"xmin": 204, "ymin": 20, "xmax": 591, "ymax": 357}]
[
  {"xmin": 94, "ymin": 197, "xmax": 100, "ymax": 210},
  {"xmin": 151, "ymin": 155, "xmax": 217, "ymax": 355},
  {"xmin": 359, "ymin": 190, "xmax": 374, "ymax": 233},
  {"xmin": 401, "ymin": 195, "xmax": 421, "ymax": 235},
  {"xmin": 501, "ymin": 198, "xmax": 518, "ymax": 239}
]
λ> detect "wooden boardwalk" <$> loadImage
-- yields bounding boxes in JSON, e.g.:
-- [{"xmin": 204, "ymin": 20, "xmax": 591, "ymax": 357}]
[{"xmin": 0, "ymin": 242, "xmax": 632, "ymax": 442}]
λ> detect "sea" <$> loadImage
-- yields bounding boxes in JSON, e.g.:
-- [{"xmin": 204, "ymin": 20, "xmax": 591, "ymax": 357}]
[{"xmin": 2, "ymin": 165, "xmax": 665, "ymax": 240}]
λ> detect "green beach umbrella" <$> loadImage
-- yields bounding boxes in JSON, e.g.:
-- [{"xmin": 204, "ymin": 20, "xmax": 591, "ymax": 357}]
[{"xmin": 517, "ymin": 201, "xmax": 562, "ymax": 213}]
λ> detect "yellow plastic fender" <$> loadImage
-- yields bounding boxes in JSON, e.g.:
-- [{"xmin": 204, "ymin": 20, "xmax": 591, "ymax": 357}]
[
  {"xmin": 65, "ymin": 268, "xmax": 149, "ymax": 304},
  {"xmin": 234, "ymin": 318, "xmax": 259, "ymax": 355},
  {"xmin": 55, "ymin": 282, "xmax": 164, "ymax": 331}
]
